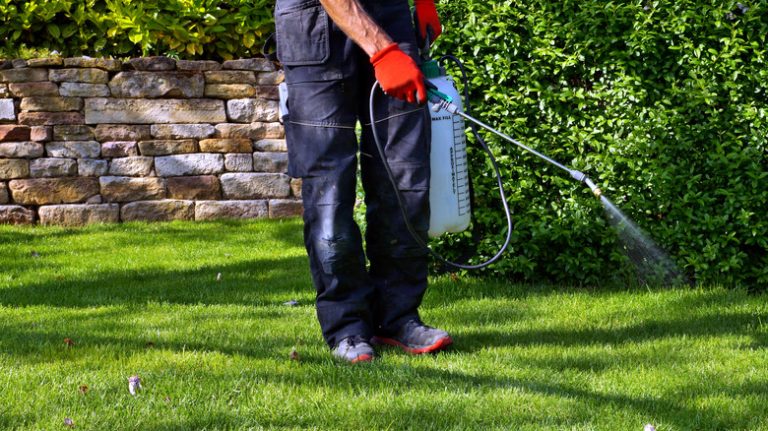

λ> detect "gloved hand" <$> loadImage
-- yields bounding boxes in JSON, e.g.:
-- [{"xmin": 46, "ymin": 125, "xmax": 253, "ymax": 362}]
[
  {"xmin": 413, "ymin": 0, "xmax": 442, "ymax": 43},
  {"xmin": 370, "ymin": 43, "xmax": 427, "ymax": 104}
]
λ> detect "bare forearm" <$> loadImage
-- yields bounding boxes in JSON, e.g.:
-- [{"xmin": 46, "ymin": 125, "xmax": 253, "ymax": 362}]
[{"xmin": 320, "ymin": 0, "xmax": 394, "ymax": 56}]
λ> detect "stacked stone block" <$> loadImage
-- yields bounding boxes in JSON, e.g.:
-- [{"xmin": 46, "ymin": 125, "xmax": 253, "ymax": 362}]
[{"xmin": 0, "ymin": 57, "xmax": 302, "ymax": 226}]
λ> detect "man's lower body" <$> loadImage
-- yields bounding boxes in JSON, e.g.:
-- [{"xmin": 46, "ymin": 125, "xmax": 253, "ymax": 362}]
[{"xmin": 275, "ymin": 0, "xmax": 451, "ymax": 361}]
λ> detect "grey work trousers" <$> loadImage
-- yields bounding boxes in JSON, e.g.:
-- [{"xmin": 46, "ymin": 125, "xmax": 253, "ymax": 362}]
[{"xmin": 275, "ymin": 0, "xmax": 431, "ymax": 347}]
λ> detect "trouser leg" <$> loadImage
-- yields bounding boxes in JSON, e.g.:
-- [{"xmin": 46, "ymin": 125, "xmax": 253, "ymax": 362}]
[
  {"xmin": 284, "ymin": 77, "xmax": 373, "ymax": 348},
  {"xmin": 361, "ymin": 120, "xmax": 431, "ymax": 336},
  {"xmin": 358, "ymin": 38, "xmax": 431, "ymax": 337},
  {"xmin": 302, "ymin": 156, "xmax": 373, "ymax": 347},
  {"xmin": 354, "ymin": 0, "xmax": 431, "ymax": 336}
]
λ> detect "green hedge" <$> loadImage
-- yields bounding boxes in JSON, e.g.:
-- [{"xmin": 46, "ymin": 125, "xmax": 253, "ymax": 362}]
[
  {"xmin": 435, "ymin": 0, "xmax": 768, "ymax": 287},
  {"xmin": 0, "ymin": 0, "xmax": 275, "ymax": 60},
  {"xmin": 2, "ymin": 0, "xmax": 766, "ymax": 287}
]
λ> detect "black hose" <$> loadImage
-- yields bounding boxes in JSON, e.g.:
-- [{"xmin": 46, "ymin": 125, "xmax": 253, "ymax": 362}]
[{"xmin": 368, "ymin": 72, "xmax": 513, "ymax": 270}]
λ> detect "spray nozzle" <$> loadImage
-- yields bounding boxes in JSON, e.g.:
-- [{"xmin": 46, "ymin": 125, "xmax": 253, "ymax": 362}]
[{"xmin": 584, "ymin": 177, "xmax": 603, "ymax": 198}]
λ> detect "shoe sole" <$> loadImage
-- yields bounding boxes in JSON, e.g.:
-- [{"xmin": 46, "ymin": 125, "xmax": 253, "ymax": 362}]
[
  {"xmin": 350, "ymin": 354, "xmax": 374, "ymax": 363},
  {"xmin": 372, "ymin": 335, "xmax": 453, "ymax": 355}
]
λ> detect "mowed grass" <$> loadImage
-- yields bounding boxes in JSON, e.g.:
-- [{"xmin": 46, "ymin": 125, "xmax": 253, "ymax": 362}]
[{"xmin": 1, "ymin": 219, "xmax": 767, "ymax": 430}]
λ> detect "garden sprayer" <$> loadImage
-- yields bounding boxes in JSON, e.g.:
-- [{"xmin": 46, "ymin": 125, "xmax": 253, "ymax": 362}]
[{"xmin": 369, "ymin": 40, "xmax": 604, "ymax": 270}]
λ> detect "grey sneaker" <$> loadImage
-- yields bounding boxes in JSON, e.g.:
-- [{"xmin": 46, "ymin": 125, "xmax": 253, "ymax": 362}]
[
  {"xmin": 332, "ymin": 336, "xmax": 375, "ymax": 363},
  {"xmin": 372, "ymin": 320, "xmax": 453, "ymax": 354}
]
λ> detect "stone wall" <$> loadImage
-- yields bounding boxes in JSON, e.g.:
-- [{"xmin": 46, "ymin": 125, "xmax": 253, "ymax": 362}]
[{"xmin": 0, "ymin": 56, "xmax": 302, "ymax": 226}]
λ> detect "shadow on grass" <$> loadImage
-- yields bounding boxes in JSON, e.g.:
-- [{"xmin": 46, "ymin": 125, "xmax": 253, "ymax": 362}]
[
  {"xmin": 439, "ymin": 284, "xmax": 768, "ymax": 352},
  {"xmin": 404, "ymin": 367, "xmax": 768, "ymax": 430},
  {"xmin": 0, "ymin": 258, "xmax": 311, "ymax": 307},
  {"xmin": 1, "ymin": 304, "xmax": 316, "ymax": 363},
  {"xmin": 452, "ymin": 310, "xmax": 767, "ymax": 351},
  {"xmin": 0, "ymin": 219, "xmax": 310, "ymax": 307}
]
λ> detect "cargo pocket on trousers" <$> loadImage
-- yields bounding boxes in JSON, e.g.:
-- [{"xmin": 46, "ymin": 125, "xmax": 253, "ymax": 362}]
[{"xmin": 275, "ymin": 3, "xmax": 330, "ymax": 66}]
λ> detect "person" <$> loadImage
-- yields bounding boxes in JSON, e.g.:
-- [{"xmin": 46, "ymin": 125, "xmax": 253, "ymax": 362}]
[{"xmin": 274, "ymin": 0, "xmax": 452, "ymax": 362}]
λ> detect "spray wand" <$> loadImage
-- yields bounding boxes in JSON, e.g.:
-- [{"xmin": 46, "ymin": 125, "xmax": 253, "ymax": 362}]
[{"xmin": 427, "ymin": 88, "xmax": 602, "ymax": 198}]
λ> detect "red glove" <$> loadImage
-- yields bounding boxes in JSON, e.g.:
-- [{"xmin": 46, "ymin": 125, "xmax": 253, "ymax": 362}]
[
  {"xmin": 414, "ymin": 0, "xmax": 442, "ymax": 43},
  {"xmin": 370, "ymin": 43, "xmax": 427, "ymax": 104}
]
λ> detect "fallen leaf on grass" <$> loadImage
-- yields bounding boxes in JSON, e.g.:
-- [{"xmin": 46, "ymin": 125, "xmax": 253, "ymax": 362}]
[
  {"xmin": 128, "ymin": 375, "xmax": 141, "ymax": 396},
  {"xmin": 289, "ymin": 348, "xmax": 299, "ymax": 361},
  {"xmin": 64, "ymin": 338, "xmax": 75, "ymax": 347},
  {"xmin": 78, "ymin": 385, "xmax": 88, "ymax": 395}
]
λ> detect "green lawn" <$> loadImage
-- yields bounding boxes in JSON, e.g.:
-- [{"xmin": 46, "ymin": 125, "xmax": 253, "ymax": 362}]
[{"xmin": 1, "ymin": 219, "xmax": 766, "ymax": 430}]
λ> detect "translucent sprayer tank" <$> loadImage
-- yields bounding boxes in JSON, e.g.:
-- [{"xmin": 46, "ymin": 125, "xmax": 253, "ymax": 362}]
[{"xmin": 423, "ymin": 61, "xmax": 471, "ymax": 237}]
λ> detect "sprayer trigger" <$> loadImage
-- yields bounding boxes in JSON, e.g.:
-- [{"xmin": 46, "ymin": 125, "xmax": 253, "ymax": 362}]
[{"xmin": 427, "ymin": 88, "xmax": 452, "ymax": 103}]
